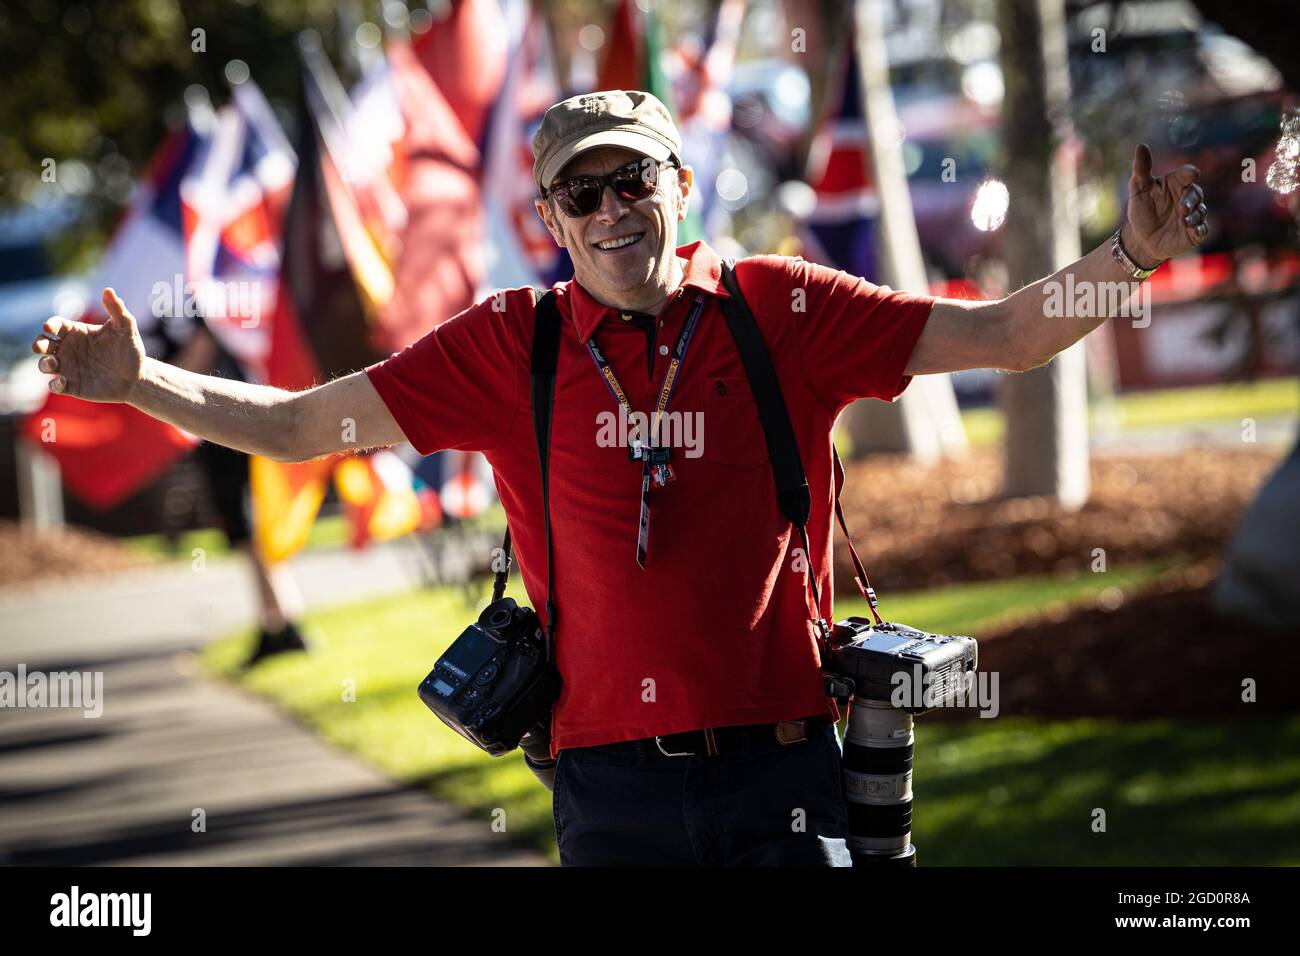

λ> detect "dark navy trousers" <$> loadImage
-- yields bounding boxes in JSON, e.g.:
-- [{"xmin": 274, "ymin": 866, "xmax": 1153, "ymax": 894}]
[{"xmin": 551, "ymin": 719, "xmax": 853, "ymax": 866}]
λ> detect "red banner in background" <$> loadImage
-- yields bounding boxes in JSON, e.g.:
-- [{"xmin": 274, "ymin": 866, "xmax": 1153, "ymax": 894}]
[
  {"xmin": 379, "ymin": 39, "xmax": 487, "ymax": 351},
  {"xmin": 1110, "ymin": 251, "xmax": 1300, "ymax": 389},
  {"xmin": 21, "ymin": 395, "xmax": 197, "ymax": 511},
  {"xmin": 410, "ymin": 0, "xmax": 507, "ymax": 147}
]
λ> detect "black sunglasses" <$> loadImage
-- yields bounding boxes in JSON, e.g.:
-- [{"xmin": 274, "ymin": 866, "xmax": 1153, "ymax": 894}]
[{"xmin": 544, "ymin": 158, "xmax": 677, "ymax": 218}]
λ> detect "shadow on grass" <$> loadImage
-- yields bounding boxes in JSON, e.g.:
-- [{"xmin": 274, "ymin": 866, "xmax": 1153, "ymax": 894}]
[{"xmin": 909, "ymin": 717, "xmax": 1300, "ymax": 865}]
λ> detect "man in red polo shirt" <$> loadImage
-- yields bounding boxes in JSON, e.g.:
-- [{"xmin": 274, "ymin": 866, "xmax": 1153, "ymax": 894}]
[{"xmin": 35, "ymin": 89, "xmax": 1209, "ymax": 866}]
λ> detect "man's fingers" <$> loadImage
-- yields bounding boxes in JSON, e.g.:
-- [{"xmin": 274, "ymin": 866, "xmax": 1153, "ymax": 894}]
[
  {"xmin": 1179, "ymin": 183, "xmax": 1204, "ymax": 212},
  {"xmin": 38, "ymin": 355, "xmax": 59, "ymax": 374},
  {"xmin": 41, "ymin": 315, "xmax": 95, "ymax": 338},
  {"xmin": 32, "ymin": 335, "xmax": 53, "ymax": 355},
  {"xmin": 1166, "ymin": 163, "xmax": 1201, "ymax": 192},
  {"xmin": 49, "ymin": 375, "xmax": 67, "ymax": 394},
  {"xmin": 101, "ymin": 287, "xmax": 134, "ymax": 326},
  {"xmin": 1130, "ymin": 143, "xmax": 1154, "ymax": 193}
]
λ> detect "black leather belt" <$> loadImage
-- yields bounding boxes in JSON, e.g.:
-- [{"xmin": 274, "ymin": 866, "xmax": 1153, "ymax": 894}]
[{"xmin": 644, "ymin": 718, "xmax": 821, "ymax": 758}]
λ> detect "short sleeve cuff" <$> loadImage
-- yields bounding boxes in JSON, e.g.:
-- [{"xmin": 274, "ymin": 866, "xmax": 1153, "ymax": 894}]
[
  {"xmin": 364, "ymin": 360, "xmax": 435, "ymax": 456},
  {"xmin": 872, "ymin": 294, "xmax": 936, "ymax": 402}
]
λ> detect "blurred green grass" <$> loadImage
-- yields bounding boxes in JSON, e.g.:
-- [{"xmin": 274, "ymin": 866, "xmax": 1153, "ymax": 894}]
[
  {"xmin": 916, "ymin": 716, "xmax": 1300, "ymax": 865},
  {"xmin": 833, "ymin": 559, "xmax": 1175, "ymax": 632},
  {"xmin": 960, "ymin": 377, "xmax": 1299, "ymax": 448},
  {"xmin": 124, "ymin": 502, "xmax": 508, "ymax": 561},
  {"xmin": 123, "ymin": 513, "xmax": 351, "ymax": 560},
  {"xmin": 200, "ymin": 558, "xmax": 1300, "ymax": 865}
]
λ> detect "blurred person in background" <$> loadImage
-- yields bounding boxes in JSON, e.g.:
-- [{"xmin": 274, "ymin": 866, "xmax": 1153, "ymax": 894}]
[{"xmin": 169, "ymin": 318, "xmax": 310, "ymax": 668}]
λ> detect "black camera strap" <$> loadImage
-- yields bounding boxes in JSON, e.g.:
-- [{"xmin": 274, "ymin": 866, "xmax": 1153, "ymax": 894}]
[
  {"xmin": 492, "ymin": 288, "xmax": 562, "ymax": 663},
  {"xmin": 717, "ymin": 260, "xmax": 884, "ymax": 656}
]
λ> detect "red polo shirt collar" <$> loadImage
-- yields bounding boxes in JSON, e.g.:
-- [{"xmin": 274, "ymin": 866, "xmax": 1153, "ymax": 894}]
[{"xmin": 568, "ymin": 239, "xmax": 733, "ymax": 343}]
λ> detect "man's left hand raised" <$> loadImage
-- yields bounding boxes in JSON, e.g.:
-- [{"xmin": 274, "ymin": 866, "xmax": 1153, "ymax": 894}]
[{"xmin": 1122, "ymin": 142, "xmax": 1210, "ymax": 268}]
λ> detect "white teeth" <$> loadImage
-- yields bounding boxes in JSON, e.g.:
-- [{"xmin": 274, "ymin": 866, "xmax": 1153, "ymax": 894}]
[{"xmin": 596, "ymin": 233, "xmax": 642, "ymax": 250}]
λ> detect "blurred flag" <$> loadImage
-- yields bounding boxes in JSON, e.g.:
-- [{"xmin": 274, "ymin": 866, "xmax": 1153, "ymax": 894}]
[
  {"xmin": 438, "ymin": 450, "xmax": 494, "ymax": 521},
  {"xmin": 256, "ymin": 26, "xmax": 509, "ymax": 559},
  {"xmin": 250, "ymin": 61, "xmax": 394, "ymax": 564},
  {"xmin": 597, "ymin": 0, "xmax": 705, "ymax": 243},
  {"xmin": 672, "ymin": 0, "xmax": 744, "ymax": 242},
  {"xmin": 180, "ymin": 78, "xmax": 295, "ymax": 384},
  {"xmin": 95, "ymin": 124, "xmax": 200, "ymax": 354},
  {"xmin": 380, "ymin": 38, "xmax": 486, "ymax": 352},
  {"xmin": 411, "ymin": 0, "xmax": 508, "ymax": 149},
  {"xmin": 21, "ymin": 121, "xmax": 205, "ymax": 508},
  {"xmin": 482, "ymin": 0, "xmax": 572, "ymax": 287},
  {"xmin": 335, "ymin": 449, "xmax": 425, "ymax": 547},
  {"xmin": 597, "ymin": 0, "xmax": 649, "ymax": 95},
  {"xmin": 20, "ymin": 395, "xmax": 197, "ymax": 510},
  {"xmin": 800, "ymin": 43, "xmax": 881, "ymax": 280},
  {"xmin": 297, "ymin": 41, "xmax": 400, "ymax": 369},
  {"xmin": 276, "ymin": 38, "xmax": 489, "ymax": 555}
]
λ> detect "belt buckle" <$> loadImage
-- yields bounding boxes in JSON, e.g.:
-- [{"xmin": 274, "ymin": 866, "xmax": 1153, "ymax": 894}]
[
  {"xmin": 655, "ymin": 727, "xmax": 721, "ymax": 757},
  {"xmin": 654, "ymin": 734, "xmax": 696, "ymax": 757}
]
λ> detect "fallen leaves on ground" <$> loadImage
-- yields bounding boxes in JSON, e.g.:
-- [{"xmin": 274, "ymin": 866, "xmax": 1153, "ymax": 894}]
[{"xmin": 835, "ymin": 445, "xmax": 1285, "ymax": 594}]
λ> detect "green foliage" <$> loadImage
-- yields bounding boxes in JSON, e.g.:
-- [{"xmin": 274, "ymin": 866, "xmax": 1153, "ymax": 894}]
[{"xmin": 0, "ymin": 0, "xmax": 352, "ymax": 264}]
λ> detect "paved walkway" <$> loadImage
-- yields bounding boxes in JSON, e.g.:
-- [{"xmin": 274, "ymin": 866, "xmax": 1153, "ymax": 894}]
[{"xmin": 0, "ymin": 540, "xmax": 548, "ymax": 866}]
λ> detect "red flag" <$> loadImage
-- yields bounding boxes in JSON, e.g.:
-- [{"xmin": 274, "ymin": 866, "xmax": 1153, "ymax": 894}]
[
  {"xmin": 21, "ymin": 123, "xmax": 204, "ymax": 510},
  {"xmin": 21, "ymin": 396, "xmax": 196, "ymax": 510},
  {"xmin": 411, "ymin": 0, "xmax": 507, "ymax": 145},
  {"xmin": 381, "ymin": 39, "xmax": 485, "ymax": 349},
  {"xmin": 597, "ymin": 0, "xmax": 647, "ymax": 93}
]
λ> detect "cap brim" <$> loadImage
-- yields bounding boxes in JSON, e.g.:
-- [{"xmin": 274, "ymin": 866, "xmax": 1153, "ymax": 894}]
[{"xmin": 538, "ymin": 129, "xmax": 673, "ymax": 190}]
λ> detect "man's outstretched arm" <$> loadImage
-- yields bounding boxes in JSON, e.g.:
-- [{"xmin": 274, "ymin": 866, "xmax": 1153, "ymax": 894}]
[
  {"xmin": 31, "ymin": 288, "xmax": 406, "ymax": 462},
  {"xmin": 904, "ymin": 143, "xmax": 1210, "ymax": 376}
]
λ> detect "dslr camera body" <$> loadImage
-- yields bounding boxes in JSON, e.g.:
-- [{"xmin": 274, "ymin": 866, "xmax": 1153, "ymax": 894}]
[
  {"xmin": 824, "ymin": 618, "xmax": 978, "ymax": 714},
  {"xmin": 417, "ymin": 597, "xmax": 561, "ymax": 756}
]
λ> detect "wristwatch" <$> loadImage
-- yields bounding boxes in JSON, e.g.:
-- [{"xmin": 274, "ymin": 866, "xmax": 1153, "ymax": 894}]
[{"xmin": 1111, "ymin": 227, "xmax": 1162, "ymax": 281}]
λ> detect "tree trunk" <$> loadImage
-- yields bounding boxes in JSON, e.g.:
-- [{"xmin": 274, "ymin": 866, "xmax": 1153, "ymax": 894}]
[
  {"xmin": 841, "ymin": 0, "xmax": 966, "ymax": 463},
  {"xmin": 997, "ymin": 0, "xmax": 1089, "ymax": 507}
]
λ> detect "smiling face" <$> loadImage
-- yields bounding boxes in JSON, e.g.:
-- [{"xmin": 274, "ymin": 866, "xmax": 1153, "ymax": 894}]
[{"xmin": 534, "ymin": 146, "xmax": 693, "ymax": 313}]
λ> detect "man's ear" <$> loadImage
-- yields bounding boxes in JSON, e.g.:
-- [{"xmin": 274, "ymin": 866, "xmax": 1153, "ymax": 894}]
[
  {"xmin": 534, "ymin": 197, "xmax": 566, "ymax": 248},
  {"xmin": 674, "ymin": 165, "xmax": 694, "ymax": 223}
]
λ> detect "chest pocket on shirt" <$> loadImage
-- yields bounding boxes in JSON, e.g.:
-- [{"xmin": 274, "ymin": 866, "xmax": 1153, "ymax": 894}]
[{"xmin": 701, "ymin": 376, "xmax": 768, "ymax": 468}]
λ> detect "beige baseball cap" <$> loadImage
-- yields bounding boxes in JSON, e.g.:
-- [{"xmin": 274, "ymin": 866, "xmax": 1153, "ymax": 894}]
[{"xmin": 532, "ymin": 90, "xmax": 682, "ymax": 192}]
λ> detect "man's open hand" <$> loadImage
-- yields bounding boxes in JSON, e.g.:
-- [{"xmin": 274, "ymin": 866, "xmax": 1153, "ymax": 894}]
[
  {"xmin": 30, "ymin": 288, "xmax": 146, "ymax": 403},
  {"xmin": 1123, "ymin": 142, "xmax": 1209, "ymax": 268}
]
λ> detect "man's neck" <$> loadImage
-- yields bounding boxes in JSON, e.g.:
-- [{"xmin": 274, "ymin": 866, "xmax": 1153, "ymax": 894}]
[{"xmin": 589, "ymin": 257, "xmax": 685, "ymax": 316}]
